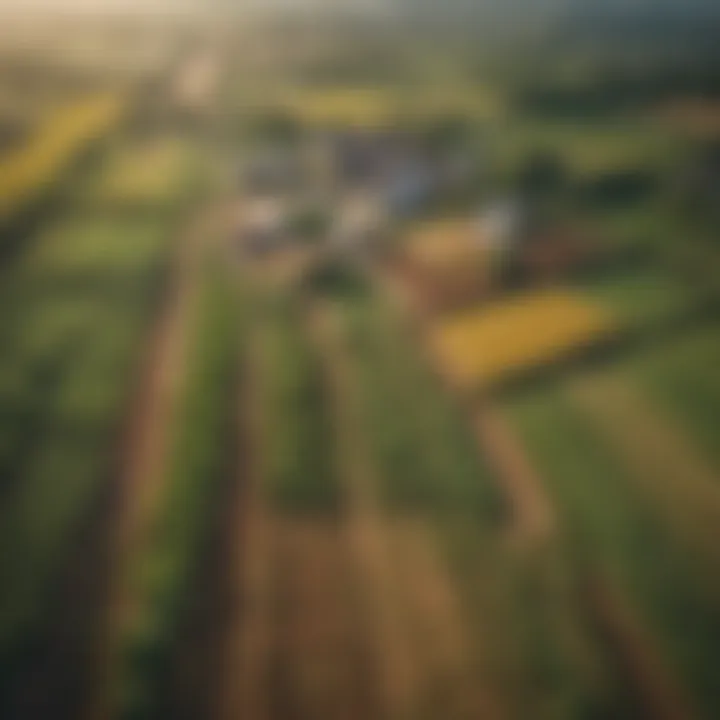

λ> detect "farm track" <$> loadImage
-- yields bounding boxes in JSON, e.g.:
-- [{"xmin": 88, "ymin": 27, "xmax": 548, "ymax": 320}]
[
  {"xmin": 570, "ymin": 376, "xmax": 720, "ymax": 571},
  {"xmin": 81, "ymin": 200, "xmax": 224, "ymax": 720},
  {"xmin": 308, "ymin": 302, "xmax": 420, "ymax": 720},
  {"xmin": 472, "ymin": 405, "xmax": 556, "ymax": 547}
]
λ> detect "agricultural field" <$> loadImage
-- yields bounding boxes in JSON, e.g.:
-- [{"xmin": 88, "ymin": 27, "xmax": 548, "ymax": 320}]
[
  {"xmin": 0, "ymin": 210, "xmax": 178, "ymax": 720},
  {"xmin": 488, "ymin": 119, "xmax": 686, "ymax": 178},
  {"xmin": 1, "ymin": 9, "xmax": 720, "ymax": 720},
  {"xmin": 0, "ymin": 93, "xmax": 126, "ymax": 224},
  {"xmin": 654, "ymin": 100, "xmax": 720, "ymax": 140},
  {"xmin": 429, "ymin": 289, "xmax": 617, "ymax": 391},
  {"xmin": 271, "ymin": 84, "xmax": 503, "ymax": 129},
  {"xmin": 613, "ymin": 323, "xmax": 720, "ymax": 473},
  {"xmin": 573, "ymin": 263, "xmax": 702, "ymax": 327},
  {"xmin": 0, "ymin": 34, "xmax": 212, "ymax": 714},
  {"xmin": 85, "ymin": 135, "xmax": 202, "ymax": 210},
  {"xmin": 258, "ymin": 291, "xmax": 336, "ymax": 514},
  {"xmin": 0, "ymin": 209, "xmax": 174, "ymax": 640},
  {"xmin": 119, "ymin": 267, "xmax": 240, "ymax": 720},
  {"xmin": 504, "ymin": 378, "xmax": 720, "ymax": 718}
]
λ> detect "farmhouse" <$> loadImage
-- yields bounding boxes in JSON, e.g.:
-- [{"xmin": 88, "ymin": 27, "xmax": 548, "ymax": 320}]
[
  {"xmin": 395, "ymin": 219, "xmax": 496, "ymax": 312},
  {"xmin": 476, "ymin": 197, "xmax": 530, "ymax": 253},
  {"xmin": 332, "ymin": 191, "xmax": 388, "ymax": 251},
  {"xmin": 237, "ymin": 197, "xmax": 289, "ymax": 255},
  {"xmin": 242, "ymin": 146, "xmax": 304, "ymax": 195},
  {"xmin": 384, "ymin": 157, "xmax": 436, "ymax": 216}
]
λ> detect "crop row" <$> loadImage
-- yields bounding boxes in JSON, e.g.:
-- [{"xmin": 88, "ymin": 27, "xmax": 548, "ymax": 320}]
[
  {"xmin": 119, "ymin": 267, "xmax": 240, "ymax": 720},
  {"xmin": 0, "ymin": 213, "xmax": 173, "ymax": 665},
  {"xmin": 343, "ymin": 288, "xmax": 504, "ymax": 519},
  {"xmin": 0, "ymin": 128, "xmax": 201, "ymax": 712},
  {"xmin": 258, "ymin": 293, "xmax": 337, "ymax": 515},
  {"xmin": 506, "ymin": 382, "xmax": 720, "ymax": 716},
  {"xmin": 334, "ymin": 282, "xmax": 634, "ymax": 719},
  {"xmin": 620, "ymin": 321, "xmax": 720, "ymax": 472}
]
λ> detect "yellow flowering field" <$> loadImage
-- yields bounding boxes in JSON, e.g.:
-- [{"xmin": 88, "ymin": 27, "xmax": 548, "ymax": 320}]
[
  {"xmin": 280, "ymin": 88, "xmax": 398, "ymax": 129},
  {"xmin": 275, "ymin": 84, "xmax": 501, "ymax": 129},
  {"xmin": 0, "ymin": 93, "xmax": 125, "ymax": 222},
  {"xmin": 92, "ymin": 136, "xmax": 195, "ymax": 206},
  {"xmin": 429, "ymin": 289, "xmax": 617, "ymax": 390}
]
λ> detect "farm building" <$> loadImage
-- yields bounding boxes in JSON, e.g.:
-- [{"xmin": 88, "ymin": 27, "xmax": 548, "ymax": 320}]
[
  {"xmin": 237, "ymin": 197, "xmax": 289, "ymax": 255},
  {"xmin": 384, "ymin": 157, "xmax": 437, "ymax": 216},
  {"xmin": 393, "ymin": 219, "xmax": 499, "ymax": 313},
  {"xmin": 476, "ymin": 197, "xmax": 530, "ymax": 253},
  {"xmin": 512, "ymin": 226, "xmax": 599, "ymax": 283},
  {"xmin": 331, "ymin": 191, "xmax": 388, "ymax": 252},
  {"xmin": 333, "ymin": 131, "xmax": 386, "ymax": 186},
  {"xmin": 475, "ymin": 199, "xmax": 600, "ymax": 286},
  {"xmin": 242, "ymin": 146, "xmax": 305, "ymax": 195}
]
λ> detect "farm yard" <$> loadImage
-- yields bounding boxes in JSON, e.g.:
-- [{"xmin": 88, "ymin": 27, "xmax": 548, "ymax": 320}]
[{"xmin": 1, "ymin": 8, "xmax": 720, "ymax": 720}]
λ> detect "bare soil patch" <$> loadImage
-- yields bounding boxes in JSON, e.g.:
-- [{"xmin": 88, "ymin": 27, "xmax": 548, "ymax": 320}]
[
  {"xmin": 389, "ymin": 517, "xmax": 503, "ymax": 720},
  {"xmin": 269, "ymin": 518, "xmax": 378, "ymax": 720}
]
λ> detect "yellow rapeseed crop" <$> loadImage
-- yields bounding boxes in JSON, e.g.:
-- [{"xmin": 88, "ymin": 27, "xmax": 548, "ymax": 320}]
[
  {"xmin": 272, "ymin": 84, "xmax": 502, "ymax": 129},
  {"xmin": 0, "ymin": 93, "xmax": 126, "ymax": 221},
  {"xmin": 94, "ymin": 137, "xmax": 192, "ymax": 205},
  {"xmin": 430, "ymin": 289, "xmax": 616, "ymax": 390},
  {"xmin": 282, "ymin": 88, "xmax": 398, "ymax": 129}
]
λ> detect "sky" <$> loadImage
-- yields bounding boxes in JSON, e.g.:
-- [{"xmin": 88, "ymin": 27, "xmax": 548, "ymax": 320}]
[{"xmin": 0, "ymin": 0, "xmax": 714, "ymax": 19}]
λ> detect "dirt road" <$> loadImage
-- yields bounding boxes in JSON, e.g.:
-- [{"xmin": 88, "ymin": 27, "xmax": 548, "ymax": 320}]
[
  {"xmin": 215, "ymin": 325, "xmax": 272, "ymax": 720},
  {"xmin": 82, "ymin": 201, "xmax": 226, "ymax": 720}
]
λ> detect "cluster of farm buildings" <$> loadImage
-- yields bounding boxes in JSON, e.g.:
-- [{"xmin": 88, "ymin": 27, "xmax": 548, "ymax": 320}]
[{"xmin": 237, "ymin": 123, "xmax": 618, "ymax": 393}]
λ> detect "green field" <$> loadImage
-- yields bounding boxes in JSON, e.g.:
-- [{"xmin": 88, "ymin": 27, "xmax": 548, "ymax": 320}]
[
  {"xmin": 258, "ymin": 292, "xmax": 337, "ymax": 515},
  {"xmin": 2, "ymin": 15, "xmax": 720, "ymax": 720},
  {"xmin": 575, "ymin": 264, "xmax": 698, "ymax": 327},
  {"xmin": 0, "ymin": 211, "xmax": 173, "ymax": 657},
  {"xmin": 341, "ymin": 289, "xmax": 503, "ymax": 519},
  {"xmin": 505, "ymin": 379, "xmax": 720, "ymax": 716},
  {"xmin": 0, "ymin": 118, "xmax": 204, "ymax": 716},
  {"xmin": 489, "ymin": 120, "xmax": 685, "ymax": 178},
  {"xmin": 618, "ymin": 324, "xmax": 720, "ymax": 473}
]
